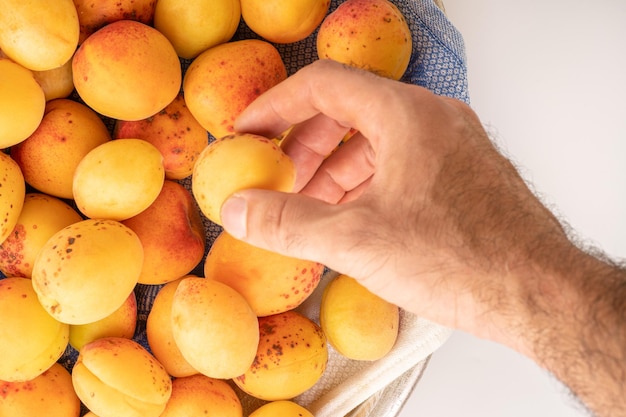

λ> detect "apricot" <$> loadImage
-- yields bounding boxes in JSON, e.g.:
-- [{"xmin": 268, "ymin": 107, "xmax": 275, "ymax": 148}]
[
  {"xmin": 0, "ymin": 193, "xmax": 83, "ymax": 278},
  {"xmin": 0, "ymin": 363, "xmax": 80, "ymax": 417},
  {"xmin": 73, "ymin": 0, "xmax": 157, "ymax": 44},
  {"xmin": 0, "ymin": 0, "xmax": 79, "ymax": 71},
  {"xmin": 0, "ymin": 153, "xmax": 25, "ymax": 245},
  {"xmin": 0, "ymin": 59, "xmax": 45, "ymax": 148},
  {"xmin": 32, "ymin": 58, "xmax": 74, "ymax": 101},
  {"xmin": 171, "ymin": 277, "xmax": 259, "ymax": 379},
  {"xmin": 69, "ymin": 292, "xmax": 137, "ymax": 351},
  {"xmin": 205, "ymin": 231, "xmax": 323, "ymax": 316},
  {"xmin": 72, "ymin": 20, "xmax": 181, "ymax": 121},
  {"xmin": 146, "ymin": 278, "xmax": 198, "ymax": 377},
  {"xmin": 159, "ymin": 374, "xmax": 242, "ymax": 417},
  {"xmin": 241, "ymin": 0, "xmax": 330, "ymax": 43},
  {"xmin": 233, "ymin": 311, "xmax": 328, "ymax": 401},
  {"xmin": 72, "ymin": 337, "xmax": 172, "ymax": 417},
  {"xmin": 320, "ymin": 274, "xmax": 399, "ymax": 360},
  {"xmin": 72, "ymin": 139, "xmax": 165, "ymax": 221},
  {"xmin": 11, "ymin": 98, "xmax": 111, "ymax": 199},
  {"xmin": 122, "ymin": 180, "xmax": 205, "ymax": 285},
  {"xmin": 317, "ymin": 0, "xmax": 412, "ymax": 80},
  {"xmin": 31, "ymin": 219, "xmax": 144, "ymax": 325},
  {"xmin": 154, "ymin": 0, "xmax": 240, "ymax": 59},
  {"xmin": 249, "ymin": 401, "xmax": 314, "ymax": 417},
  {"xmin": 0, "ymin": 277, "xmax": 69, "ymax": 382},
  {"xmin": 192, "ymin": 133, "xmax": 295, "ymax": 226},
  {"xmin": 114, "ymin": 94, "xmax": 208, "ymax": 180},
  {"xmin": 183, "ymin": 39, "xmax": 287, "ymax": 139}
]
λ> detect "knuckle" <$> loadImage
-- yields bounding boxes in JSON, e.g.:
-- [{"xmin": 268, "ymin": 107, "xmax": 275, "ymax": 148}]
[{"xmin": 257, "ymin": 193, "xmax": 308, "ymax": 258}]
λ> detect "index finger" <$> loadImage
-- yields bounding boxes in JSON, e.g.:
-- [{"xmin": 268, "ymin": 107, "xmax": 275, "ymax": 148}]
[{"xmin": 233, "ymin": 59, "xmax": 408, "ymax": 150}]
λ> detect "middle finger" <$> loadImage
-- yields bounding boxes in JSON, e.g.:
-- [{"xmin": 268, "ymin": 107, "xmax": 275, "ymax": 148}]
[
  {"xmin": 281, "ymin": 112, "xmax": 351, "ymax": 191},
  {"xmin": 299, "ymin": 131, "xmax": 376, "ymax": 203}
]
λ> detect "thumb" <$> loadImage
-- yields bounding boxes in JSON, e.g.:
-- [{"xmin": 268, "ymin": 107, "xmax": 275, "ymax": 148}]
[{"xmin": 220, "ymin": 189, "xmax": 365, "ymax": 268}]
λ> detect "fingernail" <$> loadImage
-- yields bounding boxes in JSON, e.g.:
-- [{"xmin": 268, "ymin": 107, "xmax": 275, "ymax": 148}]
[{"xmin": 221, "ymin": 195, "xmax": 247, "ymax": 240}]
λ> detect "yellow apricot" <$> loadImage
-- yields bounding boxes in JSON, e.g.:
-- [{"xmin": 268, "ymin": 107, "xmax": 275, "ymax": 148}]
[
  {"xmin": 69, "ymin": 292, "xmax": 137, "ymax": 351},
  {"xmin": 32, "ymin": 58, "xmax": 74, "ymax": 101},
  {"xmin": 0, "ymin": 193, "xmax": 82, "ymax": 278},
  {"xmin": 233, "ymin": 311, "xmax": 328, "ymax": 401},
  {"xmin": 72, "ymin": 337, "xmax": 172, "ymax": 417},
  {"xmin": 241, "ymin": 0, "xmax": 330, "ymax": 43},
  {"xmin": 0, "ymin": 277, "xmax": 69, "ymax": 382},
  {"xmin": 0, "ymin": 59, "xmax": 45, "ymax": 148},
  {"xmin": 0, "ymin": 0, "xmax": 79, "ymax": 71},
  {"xmin": 72, "ymin": 139, "xmax": 165, "ymax": 221},
  {"xmin": 171, "ymin": 277, "xmax": 259, "ymax": 379},
  {"xmin": 205, "ymin": 231, "xmax": 323, "ymax": 316},
  {"xmin": 72, "ymin": 20, "xmax": 181, "ymax": 121},
  {"xmin": 192, "ymin": 133, "xmax": 295, "ymax": 226},
  {"xmin": 0, "ymin": 152, "xmax": 26, "ymax": 244},
  {"xmin": 73, "ymin": 0, "xmax": 157, "ymax": 44},
  {"xmin": 183, "ymin": 39, "xmax": 287, "ymax": 139},
  {"xmin": 159, "ymin": 374, "xmax": 242, "ymax": 417},
  {"xmin": 317, "ymin": 0, "xmax": 412, "ymax": 80},
  {"xmin": 146, "ymin": 277, "xmax": 198, "ymax": 377},
  {"xmin": 320, "ymin": 274, "xmax": 399, "ymax": 360},
  {"xmin": 154, "ymin": 0, "xmax": 241, "ymax": 59},
  {"xmin": 249, "ymin": 401, "xmax": 314, "ymax": 417},
  {"xmin": 0, "ymin": 363, "xmax": 80, "ymax": 417},
  {"xmin": 31, "ymin": 219, "xmax": 144, "ymax": 325}
]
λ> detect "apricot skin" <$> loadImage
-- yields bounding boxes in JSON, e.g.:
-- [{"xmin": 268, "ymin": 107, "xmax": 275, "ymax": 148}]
[
  {"xmin": 192, "ymin": 133, "xmax": 295, "ymax": 226},
  {"xmin": 72, "ymin": 337, "xmax": 172, "ymax": 417},
  {"xmin": 171, "ymin": 277, "xmax": 259, "ymax": 380},
  {"xmin": 317, "ymin": 0, "xmax": 413, "ymax": 80},
  {"xmin": 183, "ymin": 39, "xmax": 287, "ymax": 139},
  {"xmin": 159, "ymin": 374, "xmax": 242, "ymax": 417},
  {"xmin": 72, "ymin": 20, "xmax": 181, "ymax": 121},
  {"xmin": 31, "ymin": 219, "xmax": 144, "ymax": 325},
  {"xmin": 0, "ymin": 363, "xmax": 80, "ymax": 417},
  {"xmin": 233, "ymin": 311, "xmax": 328, "ymax": 401},
  {"xmin": 205, "ymin": 231, "xmax": 323, "ymax": 316},
  {"xmin": 320, "ymin": 274, "xmax": 399, "ymax": 360}
]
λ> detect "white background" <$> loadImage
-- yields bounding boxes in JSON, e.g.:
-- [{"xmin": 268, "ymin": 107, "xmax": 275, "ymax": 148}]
[{"xmin": 399, "ymin": 1, "xmax": 626, "ymax": 416}]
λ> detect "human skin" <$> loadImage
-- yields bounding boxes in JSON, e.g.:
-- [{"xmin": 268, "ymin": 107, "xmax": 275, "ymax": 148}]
[{"xmin": 221, "ymin": 60, "xmax": 626, "ymax": 417}]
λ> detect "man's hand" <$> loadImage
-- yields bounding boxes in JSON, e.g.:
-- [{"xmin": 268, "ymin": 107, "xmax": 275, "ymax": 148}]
[
  {"xmin": 221, "ymin": 59, "xmax": 626, "ymax": 417},
  {"xmin": 221, "ymin": 59, "xmax": 555, "ymax": 334}
]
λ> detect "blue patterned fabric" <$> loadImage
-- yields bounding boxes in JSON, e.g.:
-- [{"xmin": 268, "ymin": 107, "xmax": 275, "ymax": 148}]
[
  {"xmin": 228, "ymin": 0, "xmax": 469, "ymax": 101},
  {"xmin": 1, "ymin": 0, "xmax": 468, "ymax": 394}
]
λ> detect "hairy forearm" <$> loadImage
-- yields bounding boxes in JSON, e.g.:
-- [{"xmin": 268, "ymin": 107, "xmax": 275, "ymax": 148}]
[
  {"xmin": 505, "ymin": 240, "xmax": 626, "ymax": 417},
  {"xmin": 433, "ymin": 132, "xmax": 626, "ymax": 416}
]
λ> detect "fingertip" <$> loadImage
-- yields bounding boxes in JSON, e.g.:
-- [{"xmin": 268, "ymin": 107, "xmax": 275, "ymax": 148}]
[
  {"xmin": 232, "ymin": 111, "xmax": 254, "ymax": 133},
  {"xmin": 234, "ymin": 98, "xmax": 292, "ymax": 139}
]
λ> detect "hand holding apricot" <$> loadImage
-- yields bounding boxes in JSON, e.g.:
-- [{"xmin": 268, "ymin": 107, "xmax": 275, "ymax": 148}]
[{"xmin": 221, "ymin": 59, "xmax": 559, "ymax": 341}]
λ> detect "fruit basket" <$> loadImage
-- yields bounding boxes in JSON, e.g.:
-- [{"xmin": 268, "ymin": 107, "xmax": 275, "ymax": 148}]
[{"xmin": 0, "ymin": 0, "xmax": 466, "ymax": 415}]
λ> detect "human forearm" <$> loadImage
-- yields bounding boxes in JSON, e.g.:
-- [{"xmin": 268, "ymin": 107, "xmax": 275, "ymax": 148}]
[
  {"xmin": 441, "ymin": 152, "xmax": 626, "ymax": 416},
  {"xmin": 510, "ymin": 244, "xmax": 626, "ymax": 417}
]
